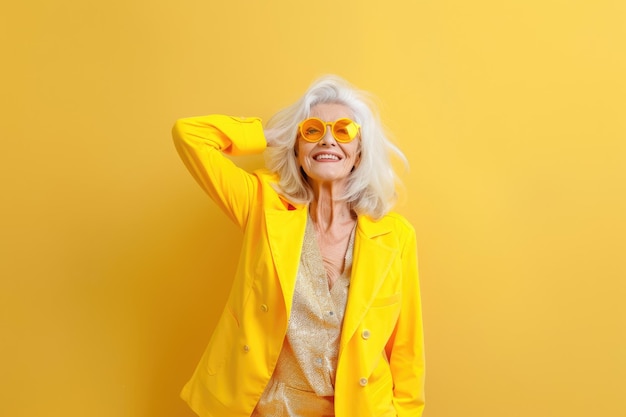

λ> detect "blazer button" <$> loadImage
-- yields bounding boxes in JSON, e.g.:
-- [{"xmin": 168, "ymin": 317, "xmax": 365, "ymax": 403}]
[
  {"xmin": 361, "ymin": 329, "xmax": 371, "ymax": 340},
  {"xmin": 243, "ymin": 344, "xmax": 250, "ymax": 352},
  {"xmin": 359, "ymin": 377, "xmax": 368, "ymax": 387},
  {"xmin": 260, "ymin": 304, "xmax": 269, "ymax": 312}
]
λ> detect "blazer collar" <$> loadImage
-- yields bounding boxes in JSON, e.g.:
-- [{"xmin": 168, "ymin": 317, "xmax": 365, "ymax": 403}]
[{"xmin": 264, "ymin": 205, "xmax": 398, "ymax": 348}]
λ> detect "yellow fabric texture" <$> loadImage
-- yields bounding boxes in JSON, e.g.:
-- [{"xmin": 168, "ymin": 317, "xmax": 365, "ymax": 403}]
[
  {"xmin": 172, "ymin": 115, "xmax": 425, "ymax": 417},
  {"xmin": 252, "ymin": 215, "xmax": 354, "ymax": 416}
]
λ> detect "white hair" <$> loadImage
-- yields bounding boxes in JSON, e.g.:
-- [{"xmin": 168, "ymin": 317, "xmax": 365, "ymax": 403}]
[{"xmin": 264, "ymin": 75, "xmax": 407, "ymax": 219}]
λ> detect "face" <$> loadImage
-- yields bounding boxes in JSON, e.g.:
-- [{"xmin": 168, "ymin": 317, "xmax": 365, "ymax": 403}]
[{"xmin": 296, "ymin": 103, "xmax": 361, "ymax": 188}]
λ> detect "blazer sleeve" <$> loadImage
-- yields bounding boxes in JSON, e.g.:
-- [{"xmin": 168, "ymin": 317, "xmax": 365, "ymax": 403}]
[
  {"xmin": 386, "ymin": 223, "xmax": 426, "ymax": 417},
  {"xmin": 172, "ymin": 115, "xmax": 267, "ymax": 229}
]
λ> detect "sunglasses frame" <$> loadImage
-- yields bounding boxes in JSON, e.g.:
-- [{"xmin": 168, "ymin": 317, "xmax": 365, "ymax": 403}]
[{"xmin": 298, "ymin": 117, "xmax": 361, "ymax": 143}]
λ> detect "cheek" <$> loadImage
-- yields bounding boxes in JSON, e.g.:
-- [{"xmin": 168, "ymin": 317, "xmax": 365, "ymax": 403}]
[
  {"xmin": 296, "ymin": 141, "xmax": 315, "ymax": 163},
  {"xmin": 295, "ymin": 143, "xmax": 307, "ymax": 166},
  {"xmin": 345, "ymin": 142, "xmax": 361, "ymax": 160}
]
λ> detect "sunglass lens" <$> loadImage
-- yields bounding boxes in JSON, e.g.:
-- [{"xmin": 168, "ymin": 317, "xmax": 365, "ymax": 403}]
[
  {"xmin": 301, "ymin": 118, "xmax": 325, "ymax": 141},
  {"xmin": 333, "ymin": 119, "xmax": 358, "ymax": 142}
]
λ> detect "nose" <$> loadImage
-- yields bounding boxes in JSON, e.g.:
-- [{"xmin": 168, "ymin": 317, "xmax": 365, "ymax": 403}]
[{"xmin": 319, "ymin": 127, "xmax": 337, "ymax": 146}]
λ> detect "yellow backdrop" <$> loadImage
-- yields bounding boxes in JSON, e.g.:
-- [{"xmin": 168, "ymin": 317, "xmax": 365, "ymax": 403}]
[{"xmin": 2, "ymin": 1, "xmax": 624, "ymax": 416}]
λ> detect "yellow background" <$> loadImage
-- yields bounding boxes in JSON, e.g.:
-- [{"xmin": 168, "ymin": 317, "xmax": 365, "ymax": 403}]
[{"xmin": 2, "ymin": 1, "xmax": 624, "ymax": 416}]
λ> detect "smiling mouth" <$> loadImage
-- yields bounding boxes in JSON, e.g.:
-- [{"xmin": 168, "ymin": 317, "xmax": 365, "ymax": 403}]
[{"xmin": 314, "ymin": 154, "xmax": 340, "ymax": 161}]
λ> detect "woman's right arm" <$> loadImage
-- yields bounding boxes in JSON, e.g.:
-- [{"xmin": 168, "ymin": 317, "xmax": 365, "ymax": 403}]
[{"xmin": 172, "ymin": 115, "xmax": 267, "ymax": 229}]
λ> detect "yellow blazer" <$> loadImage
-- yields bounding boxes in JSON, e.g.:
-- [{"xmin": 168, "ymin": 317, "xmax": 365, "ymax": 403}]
[{"xmin": 173, "ymin": 115, "xmax": 425, "ymax": 417}]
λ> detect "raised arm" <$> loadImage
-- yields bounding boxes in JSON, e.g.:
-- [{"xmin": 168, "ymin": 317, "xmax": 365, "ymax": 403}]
[{"xmin": 172, "ymin": 115, "xmax": 267, "ymax": 229}]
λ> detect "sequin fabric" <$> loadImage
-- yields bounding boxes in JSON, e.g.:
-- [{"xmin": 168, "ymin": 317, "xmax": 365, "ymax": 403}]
[{"xmin": 252, "ymin": 216, "xmax": 356, "ymax": 417}]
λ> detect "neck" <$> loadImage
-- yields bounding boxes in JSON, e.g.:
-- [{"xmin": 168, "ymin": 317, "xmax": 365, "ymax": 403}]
[{"xmin": 309, "ymin": 183, "xmax": 355, "ymax": 231}]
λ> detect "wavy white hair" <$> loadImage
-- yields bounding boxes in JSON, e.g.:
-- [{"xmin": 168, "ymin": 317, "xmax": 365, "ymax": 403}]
[{"xmin": 264, "ymin": 75, "xmax": 407, "ymax": 219}]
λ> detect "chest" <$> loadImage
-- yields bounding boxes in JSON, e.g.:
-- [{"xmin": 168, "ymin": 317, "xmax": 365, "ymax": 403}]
[{"xmin": 314, "ymin": 220, "xmax": 357, "ymax": 289}]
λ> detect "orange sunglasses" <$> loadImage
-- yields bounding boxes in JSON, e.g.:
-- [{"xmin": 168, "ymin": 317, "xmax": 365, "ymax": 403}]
[{"xmin": 298, "ymin": 117, "xmax": 361, "ymax": 143}]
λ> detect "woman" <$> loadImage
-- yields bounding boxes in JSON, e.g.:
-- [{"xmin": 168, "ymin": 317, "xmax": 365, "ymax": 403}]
[{"xmin": 173, "ymin": 75, "xmax": 424, "ymax": 417}]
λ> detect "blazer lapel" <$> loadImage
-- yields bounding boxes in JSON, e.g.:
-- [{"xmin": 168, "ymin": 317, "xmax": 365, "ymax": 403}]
[
  {"xmin": 340, "ymin": 216, "xmax": 398, "ymax": 354},
  {"xmin": 264, "ymin": 205, "xmax": 307, "ymax": 317}
]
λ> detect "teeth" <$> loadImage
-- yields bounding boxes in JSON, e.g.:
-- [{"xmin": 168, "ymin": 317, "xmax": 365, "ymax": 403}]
[{"xmin": 315, "ymin": 154, "xmax": 339, "ymax": 161}]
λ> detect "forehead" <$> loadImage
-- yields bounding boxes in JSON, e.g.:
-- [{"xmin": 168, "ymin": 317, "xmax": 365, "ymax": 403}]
[{"xmin": 309, "ymin": 102, "xmax": 354, "ymax": 121}]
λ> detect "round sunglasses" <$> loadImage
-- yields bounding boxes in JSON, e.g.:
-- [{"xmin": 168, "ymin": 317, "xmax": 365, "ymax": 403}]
[{"xmin": 298, "ymin": 117, "xmax": 361, "ymax": 143}]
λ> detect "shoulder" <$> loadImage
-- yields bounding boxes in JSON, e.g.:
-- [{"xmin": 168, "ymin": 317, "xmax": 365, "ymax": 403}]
[
  {"xmin": 375, "ymin": 213, "xmax": 418, "ymax": 258},
  {"xmin": 358, "ymin": 211, "xmax": 416, "ymax": 244},
  {"xmin": 254, "ymin": 168, "xmax": 281, "ymax": 196},
  {"xmin": 374, "ymin": 212, "xmax": 416, "ymax": 235},
  {"xmin": 252, "ymin": 168, "xmax": 304, "ymax": 211},
  {"xmin": 381, "ymin": 212, "xmax": 415, "ymax": 230},
  {"xmin": 254, "ymin": 168, "xmax": 280, "ymax": 183}
]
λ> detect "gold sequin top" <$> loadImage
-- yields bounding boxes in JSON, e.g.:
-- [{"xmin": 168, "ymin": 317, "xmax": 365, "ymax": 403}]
[{"xmin": 252, "ymin": 216, "xmax": 356, "ymax": 417}]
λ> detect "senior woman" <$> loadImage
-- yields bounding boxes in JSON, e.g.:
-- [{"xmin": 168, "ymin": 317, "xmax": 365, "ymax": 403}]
[{"xmin": 173, "ymin": 75, "xmax": 424, "ymax": 417}]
